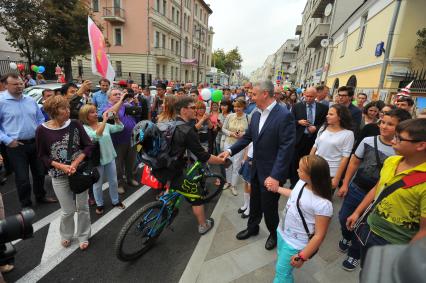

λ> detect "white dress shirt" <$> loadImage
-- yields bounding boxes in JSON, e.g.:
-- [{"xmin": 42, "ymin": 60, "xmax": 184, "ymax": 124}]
[{"xmin": 258, "ymin": 100, "xmax": 277, "ymax": 133}]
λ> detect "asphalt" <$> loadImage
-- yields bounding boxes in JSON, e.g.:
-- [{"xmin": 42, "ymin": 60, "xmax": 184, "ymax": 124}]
[{"xmin": 0, "ymin": 171, "xmax": 219, "ymax": 283}]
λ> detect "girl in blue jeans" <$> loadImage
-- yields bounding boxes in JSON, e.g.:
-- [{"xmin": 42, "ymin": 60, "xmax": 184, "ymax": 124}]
[
  {"xmin": 266, "ymin": 155, "xmax": 333, "ymax": 283},
  {"xmin": 80, "ymin": 105, "xmax": 126, "ymax": 215}
]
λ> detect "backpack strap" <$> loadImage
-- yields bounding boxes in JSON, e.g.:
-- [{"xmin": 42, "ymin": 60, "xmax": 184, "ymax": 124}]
[
  {"xmin": 296, "ymin": 184, "xmax": 313, "ymax": 239},
  {"xmin": 373, "ymin": 136, "xmax": 383, "ymax": 170}
]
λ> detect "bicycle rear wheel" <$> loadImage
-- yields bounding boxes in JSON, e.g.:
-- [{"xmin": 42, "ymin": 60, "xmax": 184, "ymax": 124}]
[
  {"xmin": 115, "ymin": 201, "xmax": 168, "ymax": 262},
  {"xmin": 199, "ymin": 174, "xmax": 225, "ymax": 202}
]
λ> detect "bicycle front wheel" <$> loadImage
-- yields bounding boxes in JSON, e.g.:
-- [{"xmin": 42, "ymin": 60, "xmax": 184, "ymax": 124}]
[
  {"xmin": 200, "ymin": 174, "xmax": 225, "ymax": 202},
  {"xmin": 115, "ymin": 201, "xmax": 168, "ymax": 261}
]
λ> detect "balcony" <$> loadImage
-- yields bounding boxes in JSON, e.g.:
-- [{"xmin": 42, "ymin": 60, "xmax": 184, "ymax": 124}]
[
  {"xmin": 306, "ymin": 23, "xmax": 329, "ymax": 48},
  {"xmin": 295, "ymin": 25, "xmax": 302, "ymax": 36},
  {"xmin": 151, "ymin": 47, "xmax": 175, "ymax": 60},
  {"xmin": 310, "ymin": 0, "xmax": 334, "ymax": 18},
  {"xmin": 102, "ymin": 7, "xmax": 125, "ymax": 23}
]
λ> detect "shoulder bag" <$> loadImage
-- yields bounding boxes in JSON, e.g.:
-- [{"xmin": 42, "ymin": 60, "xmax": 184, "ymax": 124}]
[
  {"xmin": 296, "ymin": 184, "xmax": 318, "ymax": 258},
  {"xmin": 67, "ymin": 121, "xmax": 100, "ymax": 194}
]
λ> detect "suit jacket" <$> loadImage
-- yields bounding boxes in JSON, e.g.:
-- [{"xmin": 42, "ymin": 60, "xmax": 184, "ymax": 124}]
[
  {"xmin": 230, "ymin": 103, "xmax": 295, "ymax": 185},
  {"xmin": 292, "ymin": 101, "xmax": 328, "ymax": 144}
]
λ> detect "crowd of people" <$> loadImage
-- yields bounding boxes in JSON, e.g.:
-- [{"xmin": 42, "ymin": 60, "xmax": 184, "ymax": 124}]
[{"xmin": 0, "ymin": 71, "xmax": 425, "ymax": 282}]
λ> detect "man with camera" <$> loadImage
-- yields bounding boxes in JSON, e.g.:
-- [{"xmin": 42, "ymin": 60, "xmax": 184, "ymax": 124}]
[{"xmin": 103, "ymin": 88, "xmax": 139, "ymax": 194}]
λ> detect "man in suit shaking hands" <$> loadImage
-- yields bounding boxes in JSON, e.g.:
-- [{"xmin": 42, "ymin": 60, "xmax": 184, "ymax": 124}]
[
  {"xmin": 290, "ymin": 87, "xmax": 328, "ymax": 186},
  {"xmin": 219, "ymin": 81, "xmax": 295, "ymax": 250}
]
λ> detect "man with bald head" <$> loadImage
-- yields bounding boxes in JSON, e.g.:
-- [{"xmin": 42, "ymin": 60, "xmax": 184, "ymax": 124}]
[{"xmin": 290, "ymin": 87, "xmax": 328, "ymax": 186}]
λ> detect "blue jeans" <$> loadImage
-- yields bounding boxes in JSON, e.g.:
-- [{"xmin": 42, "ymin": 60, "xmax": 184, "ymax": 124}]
[
  {"xmin": 338, "ymin": 182, "xmax": 366, "ymax": 259},
  {"xmin": 274, "ymin": 231, "xmax": 301, "ymax": 283},
  {"xmin": 93, "ymin": 161, "xmax": 120, "ymax": 206}
]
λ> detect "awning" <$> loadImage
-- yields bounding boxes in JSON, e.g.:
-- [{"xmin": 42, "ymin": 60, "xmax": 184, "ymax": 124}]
[{"xmin": 181, "ymin": 58, "xmax": 198, "ymax": 66}]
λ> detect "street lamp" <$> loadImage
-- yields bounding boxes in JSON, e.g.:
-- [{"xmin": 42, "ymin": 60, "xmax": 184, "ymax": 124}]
[{"xmin": 194, "ymin": 26, "xmax": 205, "ymax": 84}]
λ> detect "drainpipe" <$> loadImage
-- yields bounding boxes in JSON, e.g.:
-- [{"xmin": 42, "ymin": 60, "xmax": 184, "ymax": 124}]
[{"xmin": 378, "ymin": 0, "xmax": 402, "ymax": 89}]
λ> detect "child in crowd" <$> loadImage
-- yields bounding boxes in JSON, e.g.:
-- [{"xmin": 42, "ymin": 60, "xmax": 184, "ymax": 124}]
[
  {"xmin": 267, "ymin": 155, "xmax": 333, "ymax": 283},
  {"xmin": 336, "ymin": 109, "xmax": 411, "ymax": 271},
  {"xmin": 346, "ymin": 118, "xmax": 426, "ymax": 267}
]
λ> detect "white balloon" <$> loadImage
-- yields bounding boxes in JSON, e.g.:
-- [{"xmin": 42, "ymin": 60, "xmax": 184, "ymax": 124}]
[
  {"xmin": 201, "ymin": 88, "xmax": 211, "ymax": 101},
  {"xmin": 9, "ymin": 62, "xmax": 17, "ymax": 70}
]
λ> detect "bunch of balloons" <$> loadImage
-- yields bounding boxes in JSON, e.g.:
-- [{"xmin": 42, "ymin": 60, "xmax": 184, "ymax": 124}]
[
  {"xmin": 30, "ymin": 65, "xmax": 46, "ymax": 73},
  {"xmin": 200, "ymin": 88, "xmax": 224, "ymax": 102},
  {"xmin": 9, "ymin": 62, "xmax": 26, "ymax": 72}
]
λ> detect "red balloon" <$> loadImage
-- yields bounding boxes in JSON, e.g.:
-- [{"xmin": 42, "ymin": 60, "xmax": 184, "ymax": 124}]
[{"xmin": 17, "ymin": 64, "xmax": 25, "ymax": 71}]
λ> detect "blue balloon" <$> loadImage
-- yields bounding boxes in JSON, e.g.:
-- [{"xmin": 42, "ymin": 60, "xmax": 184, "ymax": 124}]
[
  {"xmin": 296, "ymin": 88, "xmax": 303, "ymax": 94},
  {"xmin": 209, "ymin": 88, "xmax": 214, "ymax": 93},
  {"xmin": 38, "ymin": 66, "xmax": 45, "ymax": 73}
]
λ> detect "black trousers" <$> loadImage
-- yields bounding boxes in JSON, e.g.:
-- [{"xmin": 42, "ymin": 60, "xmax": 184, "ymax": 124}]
[
  {"xmin": 290, "ymin": 134, "xmax": 315, "ymax": 187},
  {"xmin": 0, "ymin": 143, "xmax": 13, "ymax": 175},
  {"xmin": 247, "ymin": 174, "xmax": 280, "ymax": 236},
  {"xmin": 6, "ymin": 142, "xmax": 46, "ymax": 207}
]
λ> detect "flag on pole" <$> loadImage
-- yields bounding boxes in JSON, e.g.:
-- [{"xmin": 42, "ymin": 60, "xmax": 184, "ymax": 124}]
[{"xmin": 88, "ymin": 16, "xmax": 115, "ymax": 83}]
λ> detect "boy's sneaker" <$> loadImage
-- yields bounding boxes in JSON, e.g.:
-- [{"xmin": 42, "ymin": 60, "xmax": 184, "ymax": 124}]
[
  {"xmin": 198, "ymin": 218, "xmax": 214, "ymax": 235},
  {"xmin": 342, "ymin": 256, "xmax": 359, "ymax": 271},
  {"xmin": 338, "ymin": 238, "xmax": 350, "ymax": 253}
]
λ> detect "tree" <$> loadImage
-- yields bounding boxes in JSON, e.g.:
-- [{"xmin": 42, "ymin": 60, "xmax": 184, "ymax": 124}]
[
  {"xmin": 0, "ymin": 0, "xmax": 46, "ymax": 68},
  {"xmin": 42, "ymin": 0, "xmax": 91, "ymax": 81},
  {"xmin": 211, "ymin": 47, "xmax": 243, "ymax": 76}
]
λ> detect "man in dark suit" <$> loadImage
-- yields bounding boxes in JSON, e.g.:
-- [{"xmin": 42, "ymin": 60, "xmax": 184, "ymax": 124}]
[
  {"xmin": 337, "ymin": 86, "xmax": 362, "ymax": 131},
  {"xmin": 219, "ymin": 81, "xmax": 295, "ymax": 250},
  {"xmin": 290, "ymin": 87, "xmax": 328, "ymax": 186}
]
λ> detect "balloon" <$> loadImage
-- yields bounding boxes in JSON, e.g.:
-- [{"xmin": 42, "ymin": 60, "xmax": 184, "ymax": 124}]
[
  {"xmin": 17, "ymin": 63, "xmax": 25, "ymax": 71},
  {"xmin": 211, "ymin": 90, "xmax": 223, "ymax": 103},
  {"xmin": 201, "ymin": 88, "xmax": 212, "ymax": 101},
  {"xmin": 283, "ymin": 85, "xmax": 289, "ymax": 91},
  {"xmin": 296, "ymin": 88, "xmax": 303, "ymax": 94},
  {"xmin": 9, "ymin": 62, "xmax": 17, "ymax": 70},
  {"xmin": 31, "ymin": 65, "xmax": 38, "ymax": 72},
  {"xmin": 38, "ymin": 66, "xmax": 45, "ymax": 73},
  {"xmin": 210, "ymin": 88, "xmax": 214, "ymax": 94}
]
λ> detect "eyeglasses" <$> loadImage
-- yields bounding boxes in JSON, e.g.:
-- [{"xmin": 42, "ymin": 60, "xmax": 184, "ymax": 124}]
[{"xmin": 393, "ymin": 134, "xmax": 424, "ymax": 143}]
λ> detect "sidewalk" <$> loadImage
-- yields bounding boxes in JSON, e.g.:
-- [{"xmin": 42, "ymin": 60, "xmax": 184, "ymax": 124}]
[{"xmin": 180, "ymin": 182, "xmax": 360, "ymax": 283}]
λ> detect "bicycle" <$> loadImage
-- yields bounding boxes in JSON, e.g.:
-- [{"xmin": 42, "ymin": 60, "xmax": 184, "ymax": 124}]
[{"xmin": 114, "ymin": 160, "xmax": 226, "ymax": 262}]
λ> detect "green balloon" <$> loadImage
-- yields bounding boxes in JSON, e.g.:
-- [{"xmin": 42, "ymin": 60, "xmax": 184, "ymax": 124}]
[
  {"xmin": 33, "ymin": 66, "xmax": 39, "ymax": 73},
  {"xmin": 283, "ymin": 86, "xmax": 289, "ymax": 91},
  {"xmin": 211, "ymin": 90, "xmax": 223, "ymax": 102}
]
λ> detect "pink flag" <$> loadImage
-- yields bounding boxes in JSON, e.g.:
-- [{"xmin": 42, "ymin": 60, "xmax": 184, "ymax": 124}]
[{"xmin": 88, "ymin": 16, "xmax": 115, "ymax": 83}]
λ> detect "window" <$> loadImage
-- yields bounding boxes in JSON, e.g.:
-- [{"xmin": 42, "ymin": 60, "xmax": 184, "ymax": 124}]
[
  {"xmin": 195, "ymin": 3, "xmax": 198, "ymax": 16},
  {"xmin": 92, "ymin": 0, "xmax": 99, "ymax": 12},
  {"xmin": 162, "ymin": 65, "xmax": 166, "ymax": 79},
  {"xmin": 357, "ymin": 13, "xmax": 368, "ymax": 49},
  {"xmin": 155, "ymin": 31, "xmax": 160, "ymax": 47},
  {"xmin": 193, "ymin": 48, "xmax": 196, "ymax": 58},
  {"xmin": 171, "ymin": 66, "xmax": 174, "ymax": 80},
  {"xmin": 156, "ymin": 64, "xmax": 160, "ymax": 77},
  {"xmin": 176, "ymin": 40, "xmax": 179, "ymax": 55},
  {"xmin": 116, "ymin": 61, "xmax": 122, "ymax": 77},
  {"xmin": 176, "ymin": 10, "xmax": 180, "ymax": 25},
  {"xmin": 176, "ymin": 67, "xmax": 179, "ymax": 79},
  {"xmin": 172, "ymin": 7, "xmax": 175, "ymax": 22},
  {"xmin": 162, "ymin": 0, "xmax": 166, "ymax": 16},
  {"xmin": 184, "ymin": 37, "xmax": 188, "ymax": 57},
  {"xmin": 341, "ymin": 30, "xmax": 348, "ymax": 57},
  {"xmin": 114, "ymin": 28, "xmax": 122, "ymax": 46},
  {"xmin": 162, "ymin": 34, "xmax": 166, "ymax": 48},
  {"xmin": 77, "ymin": 59, "xmax": 83, "ymax": 76},
  {"xmin": 114, "ymin": 0, "xmax": 120, "ymax": 8},
  {"xmin": 156, "ymin": 0, "xmax": 160, "ymax": 11},
  {"xmin": 171, "ymin": 39, "xmax": 174, "ymax": 51}
]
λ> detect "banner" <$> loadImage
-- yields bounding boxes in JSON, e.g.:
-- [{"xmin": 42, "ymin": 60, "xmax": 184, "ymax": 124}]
[{"xmin": 88, "ymin": 16, "xmax": 115, "ymax": 83}]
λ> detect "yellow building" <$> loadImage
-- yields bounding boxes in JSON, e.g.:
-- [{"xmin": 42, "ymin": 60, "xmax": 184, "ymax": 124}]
[{"xmin": 325, "ymin": 0, "xmax": 426, "ymax": 101}]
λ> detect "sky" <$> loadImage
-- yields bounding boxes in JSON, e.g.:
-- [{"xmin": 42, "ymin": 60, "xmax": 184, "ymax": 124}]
[{"xmin": 206, "ymin": 0, "xmax": 306, "ymax": 76}]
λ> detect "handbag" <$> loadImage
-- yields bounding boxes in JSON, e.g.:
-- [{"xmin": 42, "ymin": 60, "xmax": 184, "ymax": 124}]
[
  {"xmin": 353, "ymin": 171, "xmax": 426, "ymax": 245},
  {"xmin": 66, "ymin": 121, "xmax": 100, "ymax": 194},
  {"xmin": 124, "ymin": 106, "xmax": 143, "ymax": 116},
  {"xmin": 296, "ymin": 184, "xmax": 318, "ymax": 258}
]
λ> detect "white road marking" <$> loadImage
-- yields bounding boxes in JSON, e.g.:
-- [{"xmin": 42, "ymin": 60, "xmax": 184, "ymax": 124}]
[
  {"xmin": 16, "ymin": 185, "xmax": 150, "ymax": 283},
  {"xmin": 12, "ymin": 182, "xmax": 110, "ymax": 245}
]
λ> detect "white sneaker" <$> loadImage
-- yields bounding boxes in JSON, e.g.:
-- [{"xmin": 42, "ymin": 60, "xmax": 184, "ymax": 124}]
[
  {"xmin": 198, "ymin": 218, "xmax": 214, "ymax": 235},
  {"xmin": 230, "ymin": 186, "xmax": 238, "ymax": 196},
  {"xmin": 223, "ymin": 183, "xmax": 231, "ymax": 190},
  {"xmin": 117, "ymin": 186, "xmax": 125, "ymax": 194}
]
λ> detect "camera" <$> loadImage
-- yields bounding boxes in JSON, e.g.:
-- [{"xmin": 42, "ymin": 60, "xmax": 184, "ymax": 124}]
[{"xmin": 0, "ymin": 208, "xmax": 35, "ymax": 264}]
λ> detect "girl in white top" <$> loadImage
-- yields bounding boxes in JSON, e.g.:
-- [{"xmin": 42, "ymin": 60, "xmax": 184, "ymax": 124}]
[
  {"xmin": 266, "ymin": 155, "xmax": 333, "ymax": 283},
  {"xmin": 310, "ymin": 104, "xmax": 354, "ymax": 189}
]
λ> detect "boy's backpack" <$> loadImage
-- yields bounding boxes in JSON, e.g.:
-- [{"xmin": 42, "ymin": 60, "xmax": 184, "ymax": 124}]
[{"xmin": 131, "ymin": 120, "xmax": 185, "ymax": 169}]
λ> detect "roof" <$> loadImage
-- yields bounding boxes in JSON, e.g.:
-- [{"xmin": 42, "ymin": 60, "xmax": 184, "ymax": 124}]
[{"xmin": 199, "ymin": 0, "xmax": 213, "ymax": 14}]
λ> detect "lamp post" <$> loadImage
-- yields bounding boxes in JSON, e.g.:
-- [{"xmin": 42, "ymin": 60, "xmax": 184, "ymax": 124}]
[{"xmin": 194, "ymin": 26, "xmax": 205, "ymax": 84}]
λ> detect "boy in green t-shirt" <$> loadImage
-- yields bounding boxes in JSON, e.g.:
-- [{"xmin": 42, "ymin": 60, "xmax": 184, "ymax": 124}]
[{"xmin": 346, "ymin": 118, "xmax": 426, "ymax": 267}]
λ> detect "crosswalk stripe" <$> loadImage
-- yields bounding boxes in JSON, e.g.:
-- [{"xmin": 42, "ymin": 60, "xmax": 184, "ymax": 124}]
[
  {"xmin": 12, "ymin": 182, "xmax": 110, "ymax": 246},
  {"xmin": 15, "ymin": 185, "xmax": 150, "ymax": 283}
]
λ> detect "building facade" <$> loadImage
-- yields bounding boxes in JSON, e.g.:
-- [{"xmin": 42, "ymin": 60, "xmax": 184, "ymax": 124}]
[
  {"xmin": 325, "ymin": 0, "xmax": 426, "ymax": 101},
  {"xmin": 294, "ymin": 0, "xmax": 334, "ymax": 87},
  {"xmin": 74, "ymin": 0, "xmax": 213, "ymax": 85}
]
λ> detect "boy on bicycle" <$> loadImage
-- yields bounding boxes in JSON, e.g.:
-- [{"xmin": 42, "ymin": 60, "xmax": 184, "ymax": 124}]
[{"xmin": 154, "ymin": 97, "xmax": 226, "ymax": 235}]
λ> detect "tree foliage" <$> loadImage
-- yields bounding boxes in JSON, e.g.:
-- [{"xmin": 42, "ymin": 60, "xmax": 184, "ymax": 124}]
[
  {"xmin": 0, "ymin": 0, "xmax": 91, "ymax": 81},
  {"xmin": 212, "ymin": 47, "xmax": 243, "ymax": 75},
  {"xmin": 416, "ymin": 28, "xmax": 426, "ymax": 57}
]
